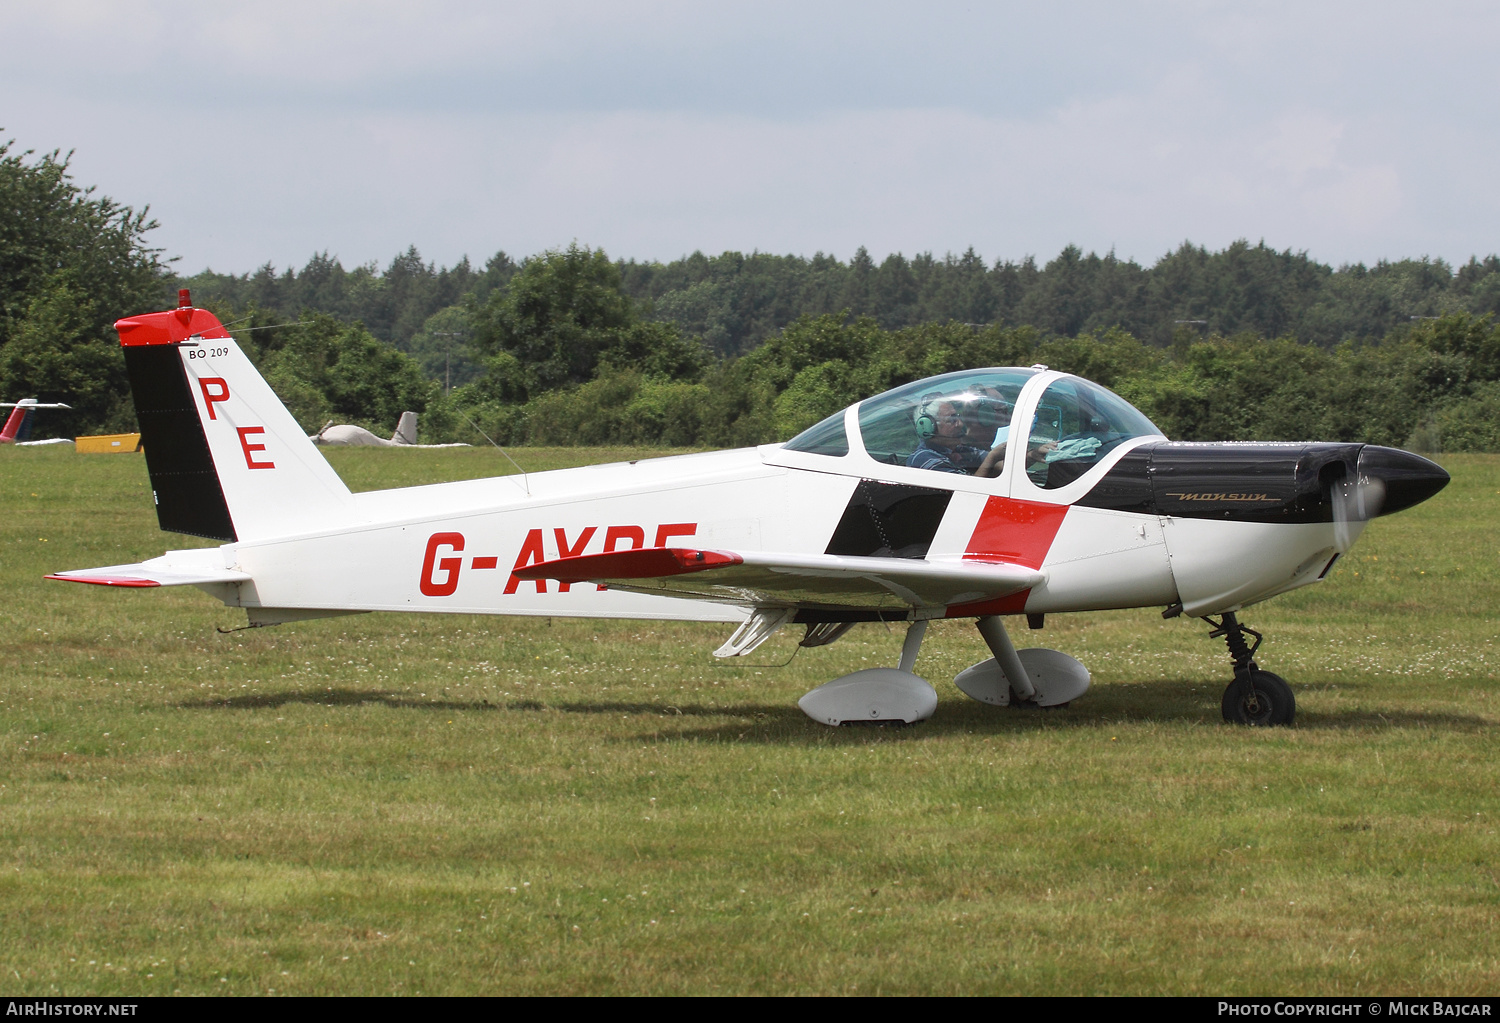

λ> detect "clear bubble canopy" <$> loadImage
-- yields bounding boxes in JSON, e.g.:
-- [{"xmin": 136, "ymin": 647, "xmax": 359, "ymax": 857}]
[{"xmin": 784, "ymin": 368, "xmax": 1164, "ymax": 488}]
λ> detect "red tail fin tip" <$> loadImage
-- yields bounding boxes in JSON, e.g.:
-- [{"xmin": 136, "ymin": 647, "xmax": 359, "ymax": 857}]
[{"xmin": 1, "ymin": 406, "xmax": 27, "ymax": 443}]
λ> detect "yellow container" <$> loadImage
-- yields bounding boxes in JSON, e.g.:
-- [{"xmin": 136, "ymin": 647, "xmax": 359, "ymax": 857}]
[{"xmin": 75, "ymin": 433, "xmax": 142, "ymax": 454}]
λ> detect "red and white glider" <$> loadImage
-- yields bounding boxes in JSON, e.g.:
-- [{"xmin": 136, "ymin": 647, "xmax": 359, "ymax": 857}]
[{"xmin": 1, "ymin": 398, "xmax": 71, "ymax": 444}]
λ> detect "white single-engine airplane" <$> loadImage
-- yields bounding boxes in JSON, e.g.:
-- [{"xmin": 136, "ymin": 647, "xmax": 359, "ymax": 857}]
[{"xmin": 50, "ymin": 292, "xmax": 1449, "ymax": 727}]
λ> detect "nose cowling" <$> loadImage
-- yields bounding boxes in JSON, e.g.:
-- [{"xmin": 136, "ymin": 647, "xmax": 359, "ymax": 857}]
[
  {"xmin": 1356, "ymin": 446, "xmax": 1449, "ymax": 516},
  {"xmin": 1079, "ymin": 441, "xmax": 1449, "ymax": 524}
]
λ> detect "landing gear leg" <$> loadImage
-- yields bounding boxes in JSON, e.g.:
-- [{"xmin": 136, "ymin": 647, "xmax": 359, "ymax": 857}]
[
  {"xmin": 1205, "ymin": 612, "xmax": 1295, "ymax": 726},
  {"xmin": 976, "ymin": 616, "xmax": 1035, "ymax": 702},
  {"xmin": 952, "ymin": 616, "xmax": 1090, "ymax": 708},
  {"xmin": 898, "ymin": 620, "xmax": 927, "ymax": 674}
]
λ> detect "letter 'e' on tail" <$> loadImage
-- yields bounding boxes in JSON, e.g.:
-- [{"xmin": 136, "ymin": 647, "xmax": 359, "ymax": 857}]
[{"xmin": 115, "ymin": 291, "xmax": 358, "ymax": 542}]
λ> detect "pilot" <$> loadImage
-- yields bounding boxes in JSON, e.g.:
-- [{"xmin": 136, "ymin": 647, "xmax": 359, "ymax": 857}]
[{"xmin": 908, "ymin": 395, "xmax": 1006, "ymax": 477}]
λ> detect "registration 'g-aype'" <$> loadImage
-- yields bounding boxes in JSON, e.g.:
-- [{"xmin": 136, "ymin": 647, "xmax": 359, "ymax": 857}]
[{"xmin": 52, "ymin": 294, "xmax": 1449, "ymax": 727}]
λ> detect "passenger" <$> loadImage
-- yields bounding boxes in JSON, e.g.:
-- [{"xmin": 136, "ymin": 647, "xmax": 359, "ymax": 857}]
[
  {"xmin": 907, "ymin": 396, "xmax": 1006, "ymax": 477},
  {"xmin": 969, "ymin": 387, "xmax": 1061, "ymax": 478},
  {"xmin": 963, "ymin": 388, "xmax": 1010, "ymax": 447}
]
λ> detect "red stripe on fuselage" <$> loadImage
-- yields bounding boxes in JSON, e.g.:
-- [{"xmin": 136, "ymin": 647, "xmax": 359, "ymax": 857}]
[
  {"xmin": 946, "ymin": 496, "xmax": 1068, "ymax": 617},
  {"xmin": 963, "ymin": 496, "xmax": 1068, "ymax": 569}
]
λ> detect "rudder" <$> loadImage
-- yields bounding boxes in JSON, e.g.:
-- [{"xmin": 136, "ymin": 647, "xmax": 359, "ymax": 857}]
[
  {"xmin": 1, "ymin": 405, "xmax": 32, "ymax": 443},
  {"xmin": 117, "ymin": 292, "xmax": 358, "ymax": 542}
]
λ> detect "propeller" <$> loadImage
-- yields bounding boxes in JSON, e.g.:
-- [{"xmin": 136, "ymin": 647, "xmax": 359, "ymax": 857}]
[
  {"xmin": 1331, "ymin": 445, "xmax": 1449, "ymax": 553},
  {"xmin": 1331, "ymin": 470, "xmax": 1385, "ymax": 553}
]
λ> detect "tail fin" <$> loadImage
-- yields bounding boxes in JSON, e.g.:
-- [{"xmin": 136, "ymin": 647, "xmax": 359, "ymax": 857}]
[
  {"xmin": 115, "ymin": 293, "xmax": 358, "ymax": 542},
  {"xmin": 1, "ymin": 399, "xmax": 69, "ymax": 443},
  {"xmin": 0, "ymin": 404, "xmax": 30, "ymax": 443}
]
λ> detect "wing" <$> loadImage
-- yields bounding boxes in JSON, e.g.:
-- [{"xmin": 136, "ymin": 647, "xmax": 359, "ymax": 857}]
[{"xmin": 512, "ymin": 547, "xmax": 1042, "ymax": 611}]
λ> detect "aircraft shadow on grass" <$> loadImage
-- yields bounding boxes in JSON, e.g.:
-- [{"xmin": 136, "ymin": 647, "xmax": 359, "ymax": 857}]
[
  {"xmin": 176, "ymin": 680, "xmax": 1492, "ymax": 741},
  {"xmin": 179, "ymin": 688, "xmax": 547, "ymax": 713},
  {"xmin": 180, "ymin": 688, "xmax": 793, "ymax": 720}
]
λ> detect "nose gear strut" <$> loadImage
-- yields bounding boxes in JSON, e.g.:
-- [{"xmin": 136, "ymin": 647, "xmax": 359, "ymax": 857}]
[{"xmin": 1202, "ymin": 612, "xmax": 1295, "ymax": 726}]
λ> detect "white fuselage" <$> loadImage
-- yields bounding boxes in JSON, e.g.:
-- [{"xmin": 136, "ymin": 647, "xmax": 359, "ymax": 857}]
[{"xmin": 195, "ymin": 435, "xmax": 1344, "ymax": 625}]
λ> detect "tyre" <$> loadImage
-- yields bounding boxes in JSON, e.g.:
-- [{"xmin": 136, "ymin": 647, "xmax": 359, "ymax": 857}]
[{"xmin": 1221, "ymin": 670, "xmax": 1295, "ymax": 726}]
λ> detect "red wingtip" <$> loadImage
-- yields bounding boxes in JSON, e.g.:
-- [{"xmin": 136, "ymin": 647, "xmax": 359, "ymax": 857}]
[
  {"xmin": 178, "ymin": 288, "xmax": 193, "ymax": 309},
  {"xmin": 514, "ymin": 547, "xmax": 743, "ymax": 582},
  {"xmin": 45, "ymin": 574, "xmax": 161, "ymax": 587}
]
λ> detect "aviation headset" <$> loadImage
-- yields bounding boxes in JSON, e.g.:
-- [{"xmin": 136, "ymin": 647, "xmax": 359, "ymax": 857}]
[
  {"xmin": 914, "ymin": 393, "xmax": 1014, "ymax": 439},
  {"xmin": 913, "ymin": 395, "xmax": 952, "ymax": 440}
]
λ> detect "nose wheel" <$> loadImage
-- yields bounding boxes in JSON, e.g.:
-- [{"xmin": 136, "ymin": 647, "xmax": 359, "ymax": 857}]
[
  {"xmin": 1205, "ymin": 613, "xmax": 1295, "ymax": 726},
  {"xmin": 1221, "ymin": 670, "xmax": 1295, "ymax": 725}
]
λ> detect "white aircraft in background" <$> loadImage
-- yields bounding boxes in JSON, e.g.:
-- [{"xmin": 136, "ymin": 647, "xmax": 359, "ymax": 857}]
[{"xmin": 50, "ymin": 292, "xmax": 1449, "ymax": 727}]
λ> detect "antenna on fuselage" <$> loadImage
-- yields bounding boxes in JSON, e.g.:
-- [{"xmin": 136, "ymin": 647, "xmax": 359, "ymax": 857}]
[{"xmin": 458, "ymin": 410, "xmax": 529, "ymax": 496}]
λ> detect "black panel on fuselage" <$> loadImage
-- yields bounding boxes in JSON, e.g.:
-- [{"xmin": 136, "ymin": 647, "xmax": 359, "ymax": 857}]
[{"xmin": 825, "ymin": 479, "xmax": 952, "ymax": 559}]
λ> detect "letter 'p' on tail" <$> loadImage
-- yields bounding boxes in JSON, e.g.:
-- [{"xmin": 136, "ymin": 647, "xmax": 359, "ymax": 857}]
[{"xmin": 116, "ymin": 291, "xmax": 358, "ymax": 542}]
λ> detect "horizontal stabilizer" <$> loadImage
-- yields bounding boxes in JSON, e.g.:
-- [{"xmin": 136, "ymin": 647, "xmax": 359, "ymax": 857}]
[
  {"xmin": 514, "ymin": 546, "xmax": 1042, "ymax": 610},
  {"xmin": 47, "ymin": 558, "xmax": 251, "ymax": 589}
]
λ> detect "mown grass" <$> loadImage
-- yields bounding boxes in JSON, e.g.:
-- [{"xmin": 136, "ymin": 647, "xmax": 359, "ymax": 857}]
[{"xmin": 0, "ymin": 444, "xmax": 1496, "ymax": 996}]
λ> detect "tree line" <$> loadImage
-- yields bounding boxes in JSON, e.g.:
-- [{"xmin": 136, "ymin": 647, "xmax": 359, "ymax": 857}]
[
  {"xmin": 2, "ymin": 140, "xmax": 1498, "ymax": 452},
  {"xmin": 186, "ymin": 239, "xmax": 1500, "ymax": 361},
  {"xmin": 437, "ymin": 245, "xmax": 1500, "ymax": 454},
  {"xmin": 207, "ymin": 242, "xmax": 1500, "ymax": 455}
]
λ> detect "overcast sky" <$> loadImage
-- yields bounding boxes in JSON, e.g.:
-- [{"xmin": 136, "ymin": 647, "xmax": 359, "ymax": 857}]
[{"xmin": 4, "ymin": 1, "xmax": 1497, "ymax": 275}]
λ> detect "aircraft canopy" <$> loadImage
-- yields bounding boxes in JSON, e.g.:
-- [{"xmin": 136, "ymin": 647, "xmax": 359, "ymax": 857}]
[{"xmin": 783, "ymin": 367, "xmax": 1164, "ymax": 488}]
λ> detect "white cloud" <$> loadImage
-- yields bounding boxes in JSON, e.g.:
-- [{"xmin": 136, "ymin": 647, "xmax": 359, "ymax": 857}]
[
  {"xmin": 2, "ymin": 1, "xmax": 1496, "ymax": 272},
  {"xmin": 1255, "ymin": 113, "xmax": 1344, "ymax": 178}
]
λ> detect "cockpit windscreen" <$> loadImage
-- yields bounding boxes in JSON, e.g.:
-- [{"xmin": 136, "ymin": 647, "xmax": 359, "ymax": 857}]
[
  {"xmin": 1025, "ymin": 377, "xmax": 1164, "ymax": 489},
  {"xmin": 856, "ymin": 369, "xmax": 1038, "ymax": 473}
]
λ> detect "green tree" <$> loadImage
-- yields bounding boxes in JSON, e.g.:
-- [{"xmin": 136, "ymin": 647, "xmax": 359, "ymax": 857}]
[
  {"xmin": 0, "ymin": 270, "xmax": 138, "ymax": 434},
  {"xmin": 471, "ymin": 243, "xmax": 637, "ymax": 395},
  {"xmin": 0, "ymin": 142, "xmax": 171, "ymax": 434},
  {"xmin": 525, "ymin": 368, "xmax": 712, "ymax": 447},
  {"xmin": 255, "ymin": 314, "xmax": 437, "ymax": 433},
  {"xmin": 406, "ymin": 304, "xmax": 481, "ymax": 392}
]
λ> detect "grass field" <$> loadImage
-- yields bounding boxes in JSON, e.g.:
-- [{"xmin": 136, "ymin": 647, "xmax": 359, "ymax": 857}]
[{"xmin": 1, "ymin": 444, "xmax": 1496, "ymax": 996}]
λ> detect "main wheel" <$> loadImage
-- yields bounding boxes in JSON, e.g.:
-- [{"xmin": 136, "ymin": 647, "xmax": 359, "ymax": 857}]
[{"xmin": 1221, "ymin": 670, "xmax": 1295, "ymax": 726}]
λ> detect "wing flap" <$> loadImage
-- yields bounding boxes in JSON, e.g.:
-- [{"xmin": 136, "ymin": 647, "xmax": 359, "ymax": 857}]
[{"xmin": 514, "ymin": 547, "xmax": 1042, "ymax": 610}]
